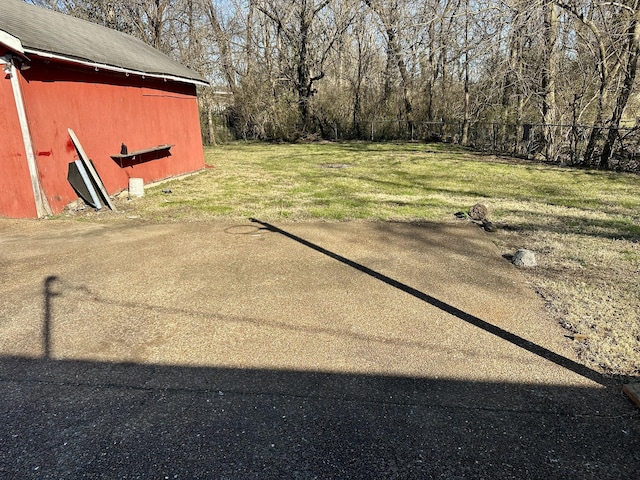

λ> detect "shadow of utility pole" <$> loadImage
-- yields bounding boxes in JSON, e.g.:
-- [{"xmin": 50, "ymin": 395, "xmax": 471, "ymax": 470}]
[
  {"xmin": 43, "ymin": 275, "xmax": 61, "ymax": 360},
  {"xmin": 250, "ymin": 218, "xmax": 612, "ymax": 388}
]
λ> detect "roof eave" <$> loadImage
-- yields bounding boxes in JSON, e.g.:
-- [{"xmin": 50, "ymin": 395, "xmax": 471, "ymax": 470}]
[{"xmin": 25, "ymin": 48, "xmax": 209, "ymax": 87}]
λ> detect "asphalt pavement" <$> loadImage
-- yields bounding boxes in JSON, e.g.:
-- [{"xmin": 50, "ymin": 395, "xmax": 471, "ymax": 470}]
[{"xmin": 0, "ymin": 218, "xmax": 638, "ymax": 479}]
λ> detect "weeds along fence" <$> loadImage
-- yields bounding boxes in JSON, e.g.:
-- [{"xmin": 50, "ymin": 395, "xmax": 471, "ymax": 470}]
[{"xmin": 365, "ymin": 120, "xmax": 640, "ymax": 173}]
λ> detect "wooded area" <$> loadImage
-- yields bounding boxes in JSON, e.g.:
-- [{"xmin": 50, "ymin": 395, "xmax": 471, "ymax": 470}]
[{"xmin": 29, "ymin": 0, "xmax": 640, "ymax": 171}]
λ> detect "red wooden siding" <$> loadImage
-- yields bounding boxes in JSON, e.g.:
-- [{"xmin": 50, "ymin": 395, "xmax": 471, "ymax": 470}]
[{"xmin": 3, "ymin": 57, "xmax": 204, "ymax": 217}]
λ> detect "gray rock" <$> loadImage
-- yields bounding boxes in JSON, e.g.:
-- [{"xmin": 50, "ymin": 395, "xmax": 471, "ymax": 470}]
[{"xmin": 512, "ymin": 249, "xmax": 537, "ymax": 267}]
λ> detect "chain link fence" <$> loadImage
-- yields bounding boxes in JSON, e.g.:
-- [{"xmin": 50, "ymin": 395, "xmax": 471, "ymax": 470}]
[
  {"xmin": 364, "ymin": 120, "xmax": 640, "ymax": 173},
  {"xmin": 208, "ymin": 110, "xmax": 640, "ymax": 172}
]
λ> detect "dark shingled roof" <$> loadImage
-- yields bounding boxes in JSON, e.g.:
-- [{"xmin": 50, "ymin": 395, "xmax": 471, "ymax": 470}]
[{"xmin": 0, "ymin": 0, "xmax": 207, "ymax": 85}]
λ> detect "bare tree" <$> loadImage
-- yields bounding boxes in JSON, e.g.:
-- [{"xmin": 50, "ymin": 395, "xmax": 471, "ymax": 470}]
[
  {"xmin": 256, "ymin": 0, "xmax": 345, "ymax": 132},
  {"xmin": 201, "ymin": 0, "xmax": 238, "ymax": 94},
  {"xmin": 364, "ymin": 0, "xmax": 414, "ymax": 126},
  {"xmin": 600, "ymin": 1, "xmax": 640, "ymax": 168}
]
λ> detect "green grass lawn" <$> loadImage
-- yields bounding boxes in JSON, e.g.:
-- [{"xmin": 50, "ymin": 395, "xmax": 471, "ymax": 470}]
[
  {"xmin": 117, "ymin": 141, "xmax": 640, "ymax": 377},
  {"xmin": 143, "ymin": 142, "xmax": 639, "ymax": 231}
]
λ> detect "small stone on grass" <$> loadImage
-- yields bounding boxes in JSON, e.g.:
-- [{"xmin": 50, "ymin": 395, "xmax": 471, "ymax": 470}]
[{"xmin": 512, "ymin": 249, "xmax": 537, "ymax": 267}]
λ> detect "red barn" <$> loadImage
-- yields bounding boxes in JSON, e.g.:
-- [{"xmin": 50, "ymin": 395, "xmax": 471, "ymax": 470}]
[{"xmin": 0, "ymin": 0, "xmax": 207, "ymax": 218}]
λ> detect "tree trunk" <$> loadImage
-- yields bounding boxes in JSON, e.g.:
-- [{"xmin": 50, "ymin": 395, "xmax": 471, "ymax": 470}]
[
  {"xmin": 246, "ymin": 0, "xmax": 255, "ymax": 79},
  {"xmin": 542, "ymin": 0, "xmax": 558, "ymax": 162},
  {"xmin": 352, "ymin": 19, "xmax": 366, "ymax": 137},
  {"xmin": 208, "ymin": 103, "xmax": 216, "ymax": 146},
  {"xmin": 461, "ymin": 0, "xmax": 470, "ymax": 146}
]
